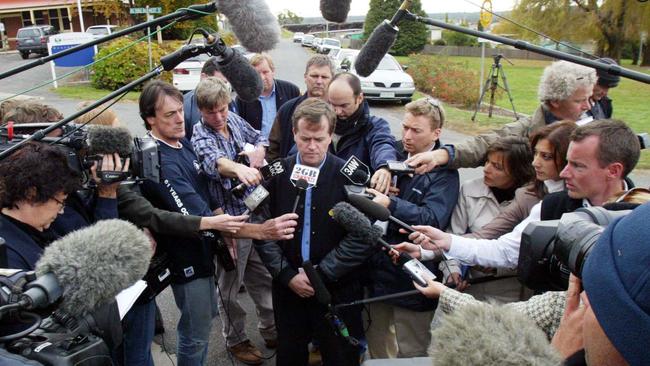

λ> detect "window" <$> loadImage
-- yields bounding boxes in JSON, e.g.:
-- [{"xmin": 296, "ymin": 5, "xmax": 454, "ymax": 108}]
[
  {"xmin": 47, "ymin": 8, "xmax": 69, "ymax": 31},
  {"xmin": 21, "ymin": 10, "xmax": 45, "ymax": 27}
]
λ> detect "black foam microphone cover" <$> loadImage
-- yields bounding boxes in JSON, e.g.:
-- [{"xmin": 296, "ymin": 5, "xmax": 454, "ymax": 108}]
[
  {"xmin": 216, "ymin": 0, "xmax": 280, "ymax": 52},
  {"xmin": 218, "ymin": 50, "xmax": 263, "ymax": 102},
  {"xmin": 348, "ymin": 193, "xmax": 391, "ymax": 221},
  {"xmin": 331, "ymin": 201, "xmax": 383, "ymax": 245},
  {"xmin": 87, "ymin": 125, "xmax": 133, "ymax": 157},
  {"xmin": 35, "ymin": 219, "xmax": 152, "ymax": 316},
  {"xmin": 320, "ymin": 0, "xmax": 352, "ymax": 23},
  {"xmin": 354, "ymin": 20, "xmax": 398, "ymax": 77}
]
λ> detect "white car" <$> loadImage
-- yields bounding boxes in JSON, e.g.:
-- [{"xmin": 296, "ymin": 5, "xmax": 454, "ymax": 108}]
[
  {"xmin": 86, "ymin": 25, "xmax": 119, "ymax": 39},
  {"xmin": 340, "ymin": 50, "xmax": 415, "ymax": 103},
  {"xmin": 301, "ymin": 35, "xmax": 315, "ymax": 47},
  {"xmin": 172, "ymin": 45, "xmax": 252, "ymax": 92},
  {"xmin": 318, "ymin": 38, "xmax": 341, "ymax": 54},
  {"xmin": 293, "ymin": 32, "xmax": 305, "ymax": 43},
  {"xmin": 331, "ymin": 49, "xmax": 359, "ymax": 72}
]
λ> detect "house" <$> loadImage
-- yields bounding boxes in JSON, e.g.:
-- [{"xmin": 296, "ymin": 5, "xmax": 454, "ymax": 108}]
[{"xmin": 0, "ymin": 0, "xmax": 129, "ymax": 50}]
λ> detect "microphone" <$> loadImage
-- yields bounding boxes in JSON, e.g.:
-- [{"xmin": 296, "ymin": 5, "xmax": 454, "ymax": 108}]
[
  {"xmin": 87, "ymin": 125, "xmax": 133, "ymax": 157},
  {"xmin": 161, "ymin": 36, "xmax": 263, "ymax": 102},
  {"xmin": 231, "ymin": 158, "xmax": 285, "ymax": 197},
  {"xmin": 347, "ymin": 193, "xmax": 416, "ymax": 234},
  {"xmin": 216, "ymin": 0, "xmax": 280, "ymax": 53},
  {"xmin": 243, "ymin": 185, "xmax": 270, "ymax": 215},
  {"xmin": 33, "ymin": 219, "xmax": 152, "ymax": 316},
  {"xmin": 292, "ymin": 179, "xmax": 309, "ymax": 213},
  {"xmin": 320, "ymin": 0, "xmax": 352, "ymax": 23},
  {"xmin": 354, "ymin": 0, "xmax": 412, "ymax": 77},
  {"xmin": 340, "ymin": 155, "xmax": 370, "ymax": 186},
  {"xmin": 302, "ymin": 260, "xmax": 332, "ymax": 306}
]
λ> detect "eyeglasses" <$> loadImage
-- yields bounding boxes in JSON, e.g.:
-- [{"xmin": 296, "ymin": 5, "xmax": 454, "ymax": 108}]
[
  {"xmin": 51, "ymin": 196, "xmax": 66, "ymax": 208},
  {"xmin": 425, "ymin": 98, "xmax": 445, "ymax": 125}
]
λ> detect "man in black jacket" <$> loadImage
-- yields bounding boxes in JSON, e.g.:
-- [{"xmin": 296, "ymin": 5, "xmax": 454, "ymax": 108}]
[
  {"xmin": 235, "ymin": 54, "xmax": 300, "ymax": 138},
  {"xmin": 256, "ymin": 98, "xmax": 373, "ymax": 366}
]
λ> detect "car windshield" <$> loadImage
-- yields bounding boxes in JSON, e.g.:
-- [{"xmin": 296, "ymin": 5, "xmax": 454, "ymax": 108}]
[
  {"xmin": 304, "ymin": 35, "xmax": 314, "ymax": 40},
  {"xmin": 324, "ymin": 39, "xmax": 339, "ymax": 46},
  {"xmin": 376, "ymin": 57, "xmax": 401, "ymax": 71},
  {"xmin": 87, "ymin": 28, "xmax": 108, "ymax": 35},
  {"xmin": 18, "ymin": 29, "xmax": 39, "ymax": 37}
]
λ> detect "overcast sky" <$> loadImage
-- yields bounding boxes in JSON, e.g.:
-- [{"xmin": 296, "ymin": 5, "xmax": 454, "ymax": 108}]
[{"xmin": 267, "ymin": 0, "xmax": 516, "ymax": 17}]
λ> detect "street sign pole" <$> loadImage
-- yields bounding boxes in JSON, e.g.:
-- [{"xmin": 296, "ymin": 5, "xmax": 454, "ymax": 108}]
[{"xmin": 147, "ymin": 6, "xmax": 152, "ymax": 70}]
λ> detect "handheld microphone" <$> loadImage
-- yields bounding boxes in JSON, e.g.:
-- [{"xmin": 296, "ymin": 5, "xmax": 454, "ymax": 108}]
[
  {"xmin": 231, "ymin": 159, "xmax": 285, "ymax": 197},
  {"xmin": 302, "ymin": 261, "xmax": 332, "ymax": 305},
  {"xmin": 354, "ymin": 0, "xmax": 413, "ymax": 77},
  {"xmin": 34, "ymin": 219, "xmax": 153, "ymax": 316},
  {"xmin": 292, "ymin": 179, "xmax": 309, "ymax": 213},
  {"xmin": 320, "ymin": 0, "xmax": 352, "ymax": 23},
  {"xmin": 243, "ymin": 185, "xmax": 270, "ymax": 215},
  {"xmin": 340, "ymin": 155, "xmax": 370, "ymax": 186},
  {"xmin": 347, "ymin": 193, "xmax": 415, "ymax": 234},
  {"xmin": 216, "ymin": 0, "xmax": 280, "ymax": 53}
]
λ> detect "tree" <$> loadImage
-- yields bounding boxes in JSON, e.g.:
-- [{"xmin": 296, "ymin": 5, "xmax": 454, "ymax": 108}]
[
  {"xmin": 277, "ymin": 10, "xmax": 302, "ymax": 25},
  {"xmin": 134, "ymin": 0, "xmax": 218, "ymax": 39},
  {"xmin": 573, "ymin": 0, "xmax": 631, "ymax": 61},
  {"xmin": 363, "ymin": 0, "xmax": 429, "ymax": 56}
]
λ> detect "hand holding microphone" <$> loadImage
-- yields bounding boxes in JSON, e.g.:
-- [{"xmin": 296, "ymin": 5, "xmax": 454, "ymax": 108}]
[{"xmin": 405, "ymin": 225, "xmax": 452, "ymax": 253}]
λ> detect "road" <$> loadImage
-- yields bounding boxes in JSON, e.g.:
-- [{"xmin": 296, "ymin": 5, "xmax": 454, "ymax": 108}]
[{"xmin": 0, "ymin": 38, "xmax": 648, "ymax": 366}]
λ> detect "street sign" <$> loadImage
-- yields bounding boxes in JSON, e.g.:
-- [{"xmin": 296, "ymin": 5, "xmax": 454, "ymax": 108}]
[
  {"xmin": 130, "ymin": 7, "xmax": 161, "ymax": 14},
  {"xmin": 479, "ymin": 0, "xmax": 493, "ymax": 29}
]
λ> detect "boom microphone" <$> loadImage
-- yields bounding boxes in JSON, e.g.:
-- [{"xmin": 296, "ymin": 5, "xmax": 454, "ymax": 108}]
[
  {"xmin": 210, "ymin": 41, "xmax": 263, "ymax": 102},
  {"xmin": 87, "ymin": 125, "xmax": 133, "ymax": 157},
  {"xmin": 347, "ymin": 194, "xmax": 415, "ymax": 233},
  {"xmin": 35, "ymin": 219, "xmax": 153, "ymax": 316},
  {"xmin": 216, "ymin": 0, "xmax": 280, "ymax": 52},
  {"xmin": 354, "ymin": 0, "xmax": 412, "ymax": 77},
  {"xmin": 320, "ymin": 0, "xmax": 352, "ymax": 23}
]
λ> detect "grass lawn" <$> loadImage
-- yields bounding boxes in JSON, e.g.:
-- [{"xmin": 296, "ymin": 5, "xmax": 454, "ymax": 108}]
[
  {"xmin": 51, "ymin": 84, "xmax": 141, "ymax": 102},
  {"xmin": 396, "ymin": 55, "xmax": 650, "ymax": 168}
]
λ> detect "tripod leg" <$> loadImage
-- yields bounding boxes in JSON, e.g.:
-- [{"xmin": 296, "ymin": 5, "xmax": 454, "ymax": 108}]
[
  {"xmin": 472, "ymin": 66, "xmax": 495, "ymax": 121},
  {"xmin": 499, "ymin": 66, "xmax": 518, "ymax": 120},
  {"xmin": 488, "ymin": 68, "xmax": 499, "ymax": 118}
]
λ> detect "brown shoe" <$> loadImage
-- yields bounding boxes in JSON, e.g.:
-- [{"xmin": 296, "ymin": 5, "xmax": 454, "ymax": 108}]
[
  {"xmin": 228, "ymin": 340, "xmax": 263, "ymax": 365},
  {"xmin": 263, "ymin": 337, "xmax": 278, "ymax": 349}
]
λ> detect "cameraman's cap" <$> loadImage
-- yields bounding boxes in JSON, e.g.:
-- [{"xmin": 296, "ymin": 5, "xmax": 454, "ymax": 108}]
[
  {"xmin": 583, "ymin": 202, "xmax": 650, "ymax": 365},
  {"xmin": 595, "ymin": 57, "xmax": 620, "ymax": 88}
]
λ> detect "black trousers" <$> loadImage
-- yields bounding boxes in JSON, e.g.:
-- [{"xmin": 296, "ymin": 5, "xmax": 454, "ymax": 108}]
[{"xmin": 272, "ymin": 280, "xmax": 364, "ymax": 366}]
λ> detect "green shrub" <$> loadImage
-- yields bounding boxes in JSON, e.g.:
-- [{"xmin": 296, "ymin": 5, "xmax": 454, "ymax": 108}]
[
  {"xmin": 91, "ymin": 38, "xmax": 176, "ymax": 91},
  {"xmin": 406, "ymin": 54, "xmax": 480, "ymax": 108}
]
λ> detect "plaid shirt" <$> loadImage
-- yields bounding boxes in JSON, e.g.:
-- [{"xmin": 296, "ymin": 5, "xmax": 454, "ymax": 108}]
[{"xmin": 191, "ymin": 112, "xmax": 268, "ymax": 215}]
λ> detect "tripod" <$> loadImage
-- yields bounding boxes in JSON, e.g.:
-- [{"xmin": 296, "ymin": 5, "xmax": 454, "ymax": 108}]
[{"xmin": 472, "ymin": 54, "xmax": 518, "ymax": 121}]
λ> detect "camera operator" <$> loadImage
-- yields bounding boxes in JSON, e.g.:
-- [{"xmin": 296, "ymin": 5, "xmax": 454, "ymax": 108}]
[
  {"xmin": 0, "ymin": 141, "xmax": 79, "ymax": 270},
  {"xmin": 395, "ymin": 119, "xmax": 640, "ymax": 273},
  {"xmin": 405, "ymin": 60, "xmax": 597, "ymax": 173},
  {"xmin": 190, "ymin": 77, "xmax": 275, "ymax": 364},
  {"xmin": 413, "ymin": 202, "xmax": 650, "ymax": 365},
  {"xmin": 363, "ymin": 98, "xmax": 459, "ymax": 359}
]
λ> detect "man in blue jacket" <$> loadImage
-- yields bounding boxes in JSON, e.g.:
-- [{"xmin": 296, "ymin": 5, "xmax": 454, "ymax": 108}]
[
  {"xmin": 364, "ymin": 98, "xmax": 459, "ymax": 359},
  {"xmin": 327, "ymin": 72, "xmax": 397, "ymax": 194},
  {"xmin": 235, "ymin": 54, "xmax": 300, "ymax": 138}
]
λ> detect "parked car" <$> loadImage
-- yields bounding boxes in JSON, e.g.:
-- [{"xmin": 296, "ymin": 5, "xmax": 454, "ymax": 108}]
[
  {"xmin": 318, "ymin": 38, "xmax": 341, "ymax": 54},
  {"xmin": 293, "ymin": 32, "xmax": 305, "ymax": 43},
  {"xmin": 311, "ymin": 37, "xmax": 323, "ymax": 51},
  {"xmin": 86, "ymin": 25, "xmax": 120, "ymax": 39},
  {"xmin": 331, "ymin": 49, "xmax": 360, "ymax": 72},
  {"xmin": 16, "ymin": 25, "xmax": 58, "ymax": 59},
  {"xmin": 172, "ymin": 45, "xmax": 251, "ymax": 92},
  {"xmin": 301, "ymin": 35, "xmax": 315, "ymax": 47},
  {"xmin": 340, "ymin": 50, "xmax": 415, "ymax": 103}
]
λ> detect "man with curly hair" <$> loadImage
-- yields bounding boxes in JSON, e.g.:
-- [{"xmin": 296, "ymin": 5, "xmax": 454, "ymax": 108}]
[{"xmin": 405, "ymin": 60, "xmax": 597, "ymax": 172}]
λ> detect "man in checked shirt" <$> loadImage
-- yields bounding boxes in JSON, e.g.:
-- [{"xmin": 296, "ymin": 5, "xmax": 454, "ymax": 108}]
[{"xmin": 191, "ymin": 77, "xmax": 275, "ymax": 365}]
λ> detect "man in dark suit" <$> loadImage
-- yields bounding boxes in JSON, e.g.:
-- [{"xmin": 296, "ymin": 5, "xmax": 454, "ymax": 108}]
[{"xmin": 235, "ymin": 53, "xmax": 300, "ymax": 138}]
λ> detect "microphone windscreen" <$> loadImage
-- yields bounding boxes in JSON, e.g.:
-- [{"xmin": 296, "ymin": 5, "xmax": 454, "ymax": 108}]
[
  {"xmin": 354, "ymin": 21, "xmax": 398, "ymax": 77},
  {"xmin": 348, "ymin": 194, "xmax": 391, "ymax": 221},
  {"xmin": 216, "ymin": 0, "xmax": 280, "ymax": 52},
  {"xmin": 331, "ymin": 201, "xmax": 382, "ymax": 245},
  {"xmin": 87, "ymin": 125, "xmax": 133, "ymax": 157},
  {"xmin": 320, "ymin": 0, "xmax": 352, "ymax": 23},
  {"xmin": 295, "ymin": 178, "xmax": 309, "ymax": 190},
  {"xmin": 35, "ymin": 219, "xmax": 152, "ymax": 316},
  {"xmin": 219, "ymin": 51, "xmax": 263, "ymax": 102}
]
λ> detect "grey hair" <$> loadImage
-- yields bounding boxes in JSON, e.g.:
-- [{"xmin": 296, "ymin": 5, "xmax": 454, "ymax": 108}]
[
  {"xmin": 430, "ymin": 304, "xmax": 563, "ymax": 365},
  {"xmin": 538, "ymin": 60, "xmax": 597, "ymax": 103}
]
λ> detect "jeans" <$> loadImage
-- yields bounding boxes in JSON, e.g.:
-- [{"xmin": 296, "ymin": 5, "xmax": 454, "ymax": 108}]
[
  {"xmin": 171, "ymin": 276, "xmax": 219, "ymax": 366},
  {"xmin": 122, "ymin": 300, "xmax": 156, "ymax": 366}
]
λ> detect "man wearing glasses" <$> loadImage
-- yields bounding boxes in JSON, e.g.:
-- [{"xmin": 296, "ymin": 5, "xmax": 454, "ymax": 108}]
[{"xmin": 363, "ymin": 98, "xmax": 459, "ymax": 359}]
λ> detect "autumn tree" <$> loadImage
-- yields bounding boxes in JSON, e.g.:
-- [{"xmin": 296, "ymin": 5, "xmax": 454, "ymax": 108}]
[
  {"xmin": 134, "ymin": 0, "xmax": 218, "ymax": 39},
  {"xmin": 277, "ymin": 10, "xmax": 303, "ymax": 25}
]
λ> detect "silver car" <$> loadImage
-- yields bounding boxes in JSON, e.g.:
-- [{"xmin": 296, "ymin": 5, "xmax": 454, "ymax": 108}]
[{"xmin": 341, "ymin": 51, "xmax": 415, "ymax": 103}]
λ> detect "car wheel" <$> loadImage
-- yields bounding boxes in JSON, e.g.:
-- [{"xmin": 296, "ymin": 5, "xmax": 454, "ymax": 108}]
[
  {"xmin": 401, "ymin": 98, "xmax": 412, "ymax": 105},
  {"xmin": 20, "ymin": 51, "xmax": 29, "ymax": 59}
]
